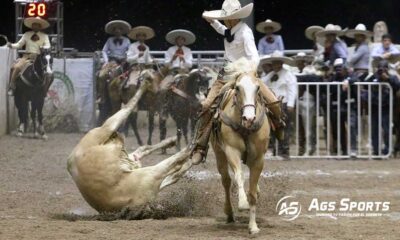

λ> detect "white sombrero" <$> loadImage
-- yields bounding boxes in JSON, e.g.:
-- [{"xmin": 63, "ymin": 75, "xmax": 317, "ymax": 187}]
[
  {"xmin": 316, "ymin": 24, "xmax": 345, "ymax": 38},
  {"xmin": 259, "ymin": 55, "xmax": 272, "ymax": 66},
  {"xmin": 256, "ymin": 19, "xmax": 282, "ymax": 34},
  {"xmin": 305, "ymin": 26, "xmax": 324, "ymax": 40},
  {"xmin": 202, "ymin": 0, "xmax": 253, "ymax": 20},
  {"xmin": 166, "ymin": 29, "xmax": 196, "ymax": 45},
  {"xmin": 262, "ymin": 51, "xmax": 294, "ymax": 66},
  {"xmin": 345, "ymin": 24, "xmax": 373, "ymax": 38},
  {"xmin": 293, "ymin": 52, "xmax": 315, "ymax": 63},
  {"xmin": 105, "ymin": 20, "xmax": 131, "ymax": 35},
  {"xmin": 24, "ymin": 17, "xmax": 50, "ymax": 30},
  {"xmin": 128, "ymin": 26, "xmax": 155, "ymax": 40}
]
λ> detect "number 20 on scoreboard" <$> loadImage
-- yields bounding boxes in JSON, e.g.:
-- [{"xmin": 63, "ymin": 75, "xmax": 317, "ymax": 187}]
[{"xmin": 27, "ymin": 3, "xmax": 48, "ymax": 17}]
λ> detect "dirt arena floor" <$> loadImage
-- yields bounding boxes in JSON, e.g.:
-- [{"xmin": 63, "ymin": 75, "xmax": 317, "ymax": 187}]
[{"xmin": 0, "ymin": 129, "xmax": 399, "ymax": 240}]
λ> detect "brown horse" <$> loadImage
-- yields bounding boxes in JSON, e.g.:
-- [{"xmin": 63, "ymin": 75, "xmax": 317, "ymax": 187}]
[
  {"xmin": 211, "ymin": 59, "xmax": 270, "ymax": 235},
  {"xmin": 107, "ymin": 66, "xmax": 168, "ymax": 145}
]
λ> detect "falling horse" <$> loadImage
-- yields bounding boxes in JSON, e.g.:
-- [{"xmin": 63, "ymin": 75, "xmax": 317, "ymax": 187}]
[
  {"xmin": 166, "ymin": 68, "xmax": 212, "ymax": 151},
  {"xmin": 14, "ymin": 49, "xmax": 53, "ymax": 139},
  {"xmin": 107, "ymin": 66, "xmax": 168, "ymax": 146},
  {"xmin": 211, "ymin": 59, "xmax": 270, "ymax": 235}
]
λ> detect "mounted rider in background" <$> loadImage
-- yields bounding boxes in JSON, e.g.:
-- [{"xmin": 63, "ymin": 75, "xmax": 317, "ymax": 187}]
[{"xmin": 7, "ymin": 17, "xmax": 51, "ymax": 96}]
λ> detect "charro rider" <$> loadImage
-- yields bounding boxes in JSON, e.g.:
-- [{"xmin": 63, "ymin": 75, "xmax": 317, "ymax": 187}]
[
  {"xmin": 7, "ymin": 17, "xmax": 51, "ymax": 96},
  {"xmin": 127, "ymin": 26, "xmax": 155, "ymax": 67},
  {"xmin": 159, "ymin": 29, "xmax": 195, "ymax": 126},
  {"xmin": 190, "ymin": 0, "xmax": 285, "ymax": 164},
  {"xmin": 97, "ymin": 20, "xmax": 131, "ymax": 103}
]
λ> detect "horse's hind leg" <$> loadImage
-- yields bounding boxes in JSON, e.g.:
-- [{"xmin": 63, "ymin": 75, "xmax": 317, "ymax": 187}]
[
  {"xmin": 30, "ymin": 102, "xmax": 38, "ymax": 138},
  {"xmin": 147, "ymin": 110, "xmax": 155, "ymax": 145},
  {"xmin": 182, "ymin": 117, "xmax": 189, "ymax": 146},
  {"xmin": 129, "ymin": 112, "xmax": 143, "ymax": 146},
  {"xmin": 36, "ymin": 96, "xmax": 47, "ymax": 139},
  {"xmin": 159, "ymin": 114, "xmax": 167, "ymax": 154}
]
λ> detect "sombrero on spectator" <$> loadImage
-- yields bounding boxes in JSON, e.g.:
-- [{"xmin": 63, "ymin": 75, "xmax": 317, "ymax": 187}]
[
  {"xmin": 202, "ymin": 0, "xmax": 253, "ymax": 20},
  {"xmin": 166, "ymin": 29, "xmax": 196, "ymax": 45},
  {"xmin": 316, "ymin": 24, "xmax": 345, "ymax": 38},
  {"xmin": 345, "ymin": 24, "xmax": 373, "ymax": 38},
  {"xmin": 105, "ymin": 20, "xmax": 131, "ymax": 35},
  {"xmin": 128, "ymin": 26, "xmax": 155, "ymax": 40},
  {"xmin": 262, "ymin": 51, "xmax": 294, "ymax": 66},
  {"xmin": 24, "ymin": 17, "xmax": 50, "ymax": 30},
  {"xmin": 305, "ymin": 25, "xmax": 324, "ymax": 40},
  {"xmin": 256, "ymin": 19, "xmax": 282, "ymax": 34}
]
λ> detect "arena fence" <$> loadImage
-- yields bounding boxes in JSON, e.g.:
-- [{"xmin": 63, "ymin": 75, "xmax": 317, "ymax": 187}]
[{"xmin": 291, "ymin": 82, "xmax": 394, "ymax": 159}]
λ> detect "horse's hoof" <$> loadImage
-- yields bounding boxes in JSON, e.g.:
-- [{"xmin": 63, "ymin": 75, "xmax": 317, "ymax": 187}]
[
  {"xmin": 41, "ymin": 135, "xmax": 48, "ymax": 141},
  {"xmin": 249, "ymin": 227, "xmax": 260, "ymax": 235},
  {"xmin": 226, "ymin": 215, "xmax": 235, "ymax": 224},
  {"xmin": 147, "ymin": 140, "xmax": 152, "ymax": 145},
  {"xmin": 16, "ymin": 132, "xmax": 23, "ymax": 138}
]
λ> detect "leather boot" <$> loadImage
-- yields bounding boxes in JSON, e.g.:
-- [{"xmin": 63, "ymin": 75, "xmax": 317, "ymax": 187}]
[{"xmin": 267, "ymin": 101, "xmax": 286, "ymax": 141}]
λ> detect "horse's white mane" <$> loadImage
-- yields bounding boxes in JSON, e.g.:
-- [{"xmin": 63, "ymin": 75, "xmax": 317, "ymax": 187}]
[{"xmin": 224, "ymin": 58, "xmax": 258, "ymax": 76}]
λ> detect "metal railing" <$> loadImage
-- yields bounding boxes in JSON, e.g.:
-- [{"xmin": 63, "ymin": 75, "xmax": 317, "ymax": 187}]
[{"xmin": 292, "ymin": 82, "xmax": 393, "ymax": 159}]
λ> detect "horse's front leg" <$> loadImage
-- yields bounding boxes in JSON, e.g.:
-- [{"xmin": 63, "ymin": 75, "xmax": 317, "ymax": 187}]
[
  {"xmin": 247, "ymin": 157, "xmax": 264, "ymax": 235},
  {"xmin": 30, "ymin": 103, "xmax": 38, "ymax": 138},
  {"xmin": 225, "ymin": 146, "xmax": 249, "ymax": 211},
  {"xmin": 129, "ymin": 112, "xmax": 143, "ymax": 146}
]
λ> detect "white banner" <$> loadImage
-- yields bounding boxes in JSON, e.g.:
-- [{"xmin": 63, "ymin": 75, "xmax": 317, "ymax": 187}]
[
  {"xmin": 0, "ymin": 47, "xmax": 17, "ymax": 136},
  {"xmin": 46, "ymin": 58, "xmax": 95, "ymax": 132}
]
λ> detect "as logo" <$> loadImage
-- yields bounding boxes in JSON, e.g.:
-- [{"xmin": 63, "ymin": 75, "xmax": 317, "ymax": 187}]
[{"xmin": 276, "ymin": 196, "xmax": 302, "ymax": 221}]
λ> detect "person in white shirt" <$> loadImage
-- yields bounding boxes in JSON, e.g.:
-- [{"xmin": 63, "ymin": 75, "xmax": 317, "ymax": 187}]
[
  {"xmin": 127, "ymin": 26, "xmax": 155, "ymax": 66},
  {"xmin": 190, "ymin": 0, "xmax": 284, "ymax": 164},
  {"xmin": 160, "ymin": 29, "xmax": 195, "ymax": 91},
  {"xmin": 7, "ymin": 17, "xmax": 50, "ymax": 95},
  {"xmin": 262, "ymin": 51, "xmax": 297, "ymax": 158}
]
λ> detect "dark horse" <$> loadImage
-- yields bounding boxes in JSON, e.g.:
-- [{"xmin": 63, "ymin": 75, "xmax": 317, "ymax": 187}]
[
  {"xmin": 161, "ymin": 69, "xmax": 211, "ymax": 151},
  {"xmin": 14, "ymin": 49, "xmax": 53, "ymax": 139}
]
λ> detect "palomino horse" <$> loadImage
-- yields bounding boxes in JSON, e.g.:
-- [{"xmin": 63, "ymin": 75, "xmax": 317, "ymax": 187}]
[
  {"xmin": 14, "ymin": 49, "xmax": 53, "ymax": 139},
  {"xmin": 107, "ymin": 66, "xmax": 168, "ymax": 145},
  {"xmin": 68, "ymin": 81, "xmax": 191, "ymax": 213},
  {"xmin": 165, "ymin": 68, "xmax": 212, "ymax": 151},
  {"xmin": 211, "ymin": 59, "xmax": 270, "ymax": 235}
]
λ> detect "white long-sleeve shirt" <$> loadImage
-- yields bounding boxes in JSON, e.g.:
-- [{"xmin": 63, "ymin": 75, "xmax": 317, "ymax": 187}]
[
  {"xmin": 102, "ymin": 36, "xmax": 130, "ymax": 63},
  {"xmin": 165, "ymin": 45, "xmax": 193, "ymax": 69},
  {"xmin": 127, "ymin": 41, "xmax": 153, "ymax": 64},
  {"xmin": 210, "ymin": 20, "xmax": 259, "ymax": 66},
  {"xmin": 11, "ymin": 31, "xmax": 50, "ymax": 54},
  {"xmin": 262, "ymin": 68, "xmax": 298, "ymax": 108}
]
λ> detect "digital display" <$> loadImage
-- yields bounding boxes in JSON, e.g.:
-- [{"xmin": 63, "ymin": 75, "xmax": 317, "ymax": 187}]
[{"xmin": 25, "ymin": 2, "xmax": 51, "ymax": 18}]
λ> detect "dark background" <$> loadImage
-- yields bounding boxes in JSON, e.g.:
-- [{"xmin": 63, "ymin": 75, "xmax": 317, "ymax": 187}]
[{"xmin": 1, "ymin": 0, "xmax": 399, "ymax": 52}]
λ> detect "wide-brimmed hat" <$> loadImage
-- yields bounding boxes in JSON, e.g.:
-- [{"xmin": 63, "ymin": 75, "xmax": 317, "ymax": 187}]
[
  {"xmin": 345, "ymin": 24, "xmax": 373, "ymax": 38},
  {"xmin": 316, "ymin": 24, "xmax": 345, "ymax": 38},
  {"xmin": 166, "ymin": 29, "xmax": 196, "ymax": 45},
  {"xmin": 105, "ymin": 20, "xmax": 131, "ymax": 35},
  {"xmin": 261, "ymin": 51, "xmax": 294, "ymax": 66},
  {"xmin": 128, "ymin": 26, "xmax": 155, "ymax": 40},
  {"xmin": 24, "ymin": 17, "xmax": 50, "ymax": 30},
  {"xmin": 305, "ymin": 26, "xmax": 324, "ymax": 40},
  {"xmin": 293, "ymin": 52, "xmax": 315, "ymax": 63},
  {"xmin": 259, "ymin": 55, "xmax": 272, "ymax": 66},
  {"xmin": 256, "ymin": 19, "xmax": 281, "ymax": 34},
  {"xmin": 202, "ymin": 0, "xmax": 253, "ymax": 20}
]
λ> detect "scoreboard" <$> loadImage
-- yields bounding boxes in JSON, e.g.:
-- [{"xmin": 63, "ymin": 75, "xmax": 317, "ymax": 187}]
[{"xmin": 24, "ymin": 1, "xmax": 58, "ymax": 19}]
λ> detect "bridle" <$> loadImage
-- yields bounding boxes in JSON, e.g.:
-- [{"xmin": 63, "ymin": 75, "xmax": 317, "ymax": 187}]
[{"xmin": 232, "ymin": 73, "xmax": 259, "ymax": 115}]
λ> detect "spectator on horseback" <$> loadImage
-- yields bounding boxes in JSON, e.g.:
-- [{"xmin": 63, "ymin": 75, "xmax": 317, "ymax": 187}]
[
  {"xmin": 161, "ymin": 29, "xmax": 195, "ymax": 89},
  {"xmin": 316, "ymin": 24, "xmax": 348, "ymax": 67},
  {"xmin": 127, "ymin": 26, "xmax": 155, "ymax": 67},
  {"xmin": 262, "ymin": 51, "xmax": 297, "ymax": 159},
  {"xmin": 371, "ymin": 34, "xmax": 400, "ymax": 61},
  {"xmin": 97, "ymin": 20, "xmax": 131, "ymax": 105},
  {"xmin": 365, "ymin": 60, "xmax": 400, "ymax": 156},
  {"xmin": 346, "ymin": 24, "xmax": 372, "ymax": 80},
  {"xmin": 256, "ymin": 19, "xmax": 285, "ymax": 56},
  {"xmin": 190, "ymin": 0, "xmax": 285, "ymax": 164},
  {"xmin": 7, "ymin": 17, "xmax": 50, "ymax": 96}
]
